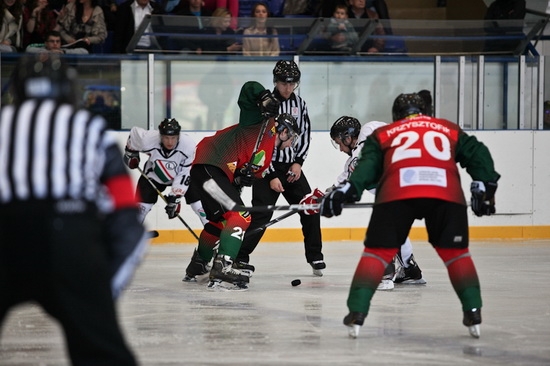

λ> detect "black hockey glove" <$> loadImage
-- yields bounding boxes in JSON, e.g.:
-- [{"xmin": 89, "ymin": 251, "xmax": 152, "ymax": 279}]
[
  {"xmin": 233, "ymin": 168, "xmax": 255, "ymax": 187},
  {"xmin": 320, "ymin": 182, "xmax": 358, "ymax": 218},
  {"xmin": 470, "ymin": 181, "xmax": 497, "ymax": 217},
  {"xmin": 165, "ymin": 195, "xmax": 182, "ymax": 219},
  {"xmin": 257, "ymin": 90, "xmax": 280, "ymax": 118},
  {"xmin": 123, "ymin": 147, "xmax": 140, "ymax": 169}
]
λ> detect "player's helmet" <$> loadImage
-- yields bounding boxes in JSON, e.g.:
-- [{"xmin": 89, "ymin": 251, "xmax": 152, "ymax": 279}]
[
  {"xmin": 12, "ymin": 54, "xmax": 77, "ymax": 105},
  {"xmin": 158, "ymin": 118, "xmax": 181, "ymax": 136},
  {"xmin": 273, "ymin": 60, "xmax": 301, "ymax": 84},
  {"xmin": 392, "ymin": 93, "xmax": 426, "ymax": 121},
  {"xmin": 275, "ymin": 113, "xmax": 299, "ymax": 137},
  {"xmin": 330, "ymin": 116, "xmax": 361, "ymax": 141}
]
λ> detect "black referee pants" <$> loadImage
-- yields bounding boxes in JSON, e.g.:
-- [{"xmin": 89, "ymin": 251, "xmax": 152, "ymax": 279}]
[
  {"xmin": 0, "ymin": 203, "xmax": 136, "ymax": 366},
  {"xmin": 237, "ymin": 163, "xmax": 323, "ymax": 264}
]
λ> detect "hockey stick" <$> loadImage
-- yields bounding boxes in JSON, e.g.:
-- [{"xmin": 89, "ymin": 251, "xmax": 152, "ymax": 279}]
[
  {"xmin": 203, "ymin": 179, "xmax": 373, "ymax": 212},
  {"xmin": 247, "ymin": 210, "xmax": 299, "ymax": 234},
  {"xmin": 245, "ymin": 116, "xmax": 270, "ymax": 174},
  {"xmin": 136, "ymin": 166, "xmax": 200, "ymax": 241}
]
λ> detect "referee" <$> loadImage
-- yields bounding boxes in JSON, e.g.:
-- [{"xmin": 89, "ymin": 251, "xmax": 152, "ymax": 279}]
[
  {"xmin": 0, "ymin": 54, "xmax": 146, "ymax": 365},
  {"xmin": 236, "ymin": 60, "xmax": 325, "ymax": 276}
]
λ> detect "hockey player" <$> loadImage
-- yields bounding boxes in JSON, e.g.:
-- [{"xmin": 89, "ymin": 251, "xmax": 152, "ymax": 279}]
[
  {"xmin": 123, "ymin": 118, "xmax": 208, "ymax": 226},
  {"xmin": 0, "ymin": 54, "xmax": 145, "ymax": 365},
  {"xmin": 329, "ymin": 116, "xmax": 426, "ymax": 290},
  {"xmin": 321, "ymin": 93, "xmax": 500, "ymax": 339},
  {"xmin": 236, "ymin": 60, "xmax": 326, "ymax": 276},
  {"xmin": 183, "ymin": 81, "xmax": 299, "ymax": 290}
]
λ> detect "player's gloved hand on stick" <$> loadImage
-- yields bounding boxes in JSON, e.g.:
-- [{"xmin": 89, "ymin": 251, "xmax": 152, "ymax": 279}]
[
  {"xmin": 258, "ymin": 90, "xmax": 280, "ymax": 118},
  {"xmin": 233, "ymin": 168, "xmax": 255, "ymax": 187},
  {"xmin": 123, "ymin": 147, "xmax": 140, "ymax": 169},
  {"xmin": 470, "ymin": 181, "xmax": 497, "ymax": 217},
  {"xmin": 165, "ymin": 195, "xmax": 182, "ymax": 219},
  {"xmin": 320, "ymin": 182, "xmax": 358, "ymax": 218},
  {"xmin": 300, "ymin": 188, "xmax": 325, "ymax": 215}
]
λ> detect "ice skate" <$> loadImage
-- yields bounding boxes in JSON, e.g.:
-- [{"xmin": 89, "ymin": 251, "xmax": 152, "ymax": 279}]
[
  {"xmin": 463, "ymin": 308, "xmax": 481, "ymax": 338},
  {"xmin": 208, "ymin": 254, "xmax": 250, "ymax": 290},
  {"xmin": 394, "ymin": 254, "xmax": 426, "ymax": 285},
  {"xmin": 232, "ymin": 261, "xmax": 255, "ymax": 277},
  {"xmin": 343, "ymin": 312, "xmax": 365, "ymax": 339},
  {"xmin": 377, "ymin": 261, "xmax": 395, "ymax": 290},
  {"xmin": 183, "ymin": 249, "xmax": 211, "ymax": 282},
  {"xmin": 309, "ymin": 260, "xmax": 326, "ymax": 276},
  {"xmin": 207, "ymin": 279, "xmax": 249, "ymax": 291}
]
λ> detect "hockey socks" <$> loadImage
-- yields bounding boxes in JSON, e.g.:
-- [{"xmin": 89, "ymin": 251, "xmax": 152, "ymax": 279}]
[
  {"xmin": 217, "ymin": 211, "xmax": 251, "ymax": 259},
  {"xmin": 435, "ymin": 247, "xmax": 482, "ymax": 311},
  {"xmin": 347, "ymin": 247, "xmax": 398, "ymax": 314},
  {"xmin": 197, "ymin": 222, "xmax": 223, "ymax": 262}
]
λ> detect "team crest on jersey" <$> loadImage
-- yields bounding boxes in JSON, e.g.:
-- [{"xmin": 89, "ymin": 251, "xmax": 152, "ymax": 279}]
[
  {"xmin": 154, "ymin": 160, "xmax": 177, "ymax": 182},
  {"xmin": 291, "ymin": 106, "xmax": 299, "ymax": 118},
  {"xmin": 227, "ymin": 161, "xmax": 237, "ymax": 173}
]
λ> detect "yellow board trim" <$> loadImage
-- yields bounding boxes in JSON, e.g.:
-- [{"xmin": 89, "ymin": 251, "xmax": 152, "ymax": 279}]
[{"xmin": 150, "ymin": 226, "xmax": 550, "ymax": 244}]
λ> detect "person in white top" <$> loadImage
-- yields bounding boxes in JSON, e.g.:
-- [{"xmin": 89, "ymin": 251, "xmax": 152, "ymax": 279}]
[{"xmin": 329, "ymin": 116, "xmax": 426, "ymax": 289}]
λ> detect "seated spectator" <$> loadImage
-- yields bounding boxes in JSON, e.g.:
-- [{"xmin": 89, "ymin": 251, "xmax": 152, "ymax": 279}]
[
  {"xmin": 26, "ymin": 29, "xmax": 88, "ymax": 52},
  {"xmin": 57, "ymin": 0, "xmax": 107, "ymax": 52},
  {"xmin": 23, "ymin": 0, "xmax": 57, "ymax": 48},
  {"xmin": 171, "ymin": 0, "xmax": 212, "ymax": 53},
  {"xmin": 242, "ymin": 1, "xmax": 279, "ymax": 56},
  {"xmin": 1, "ymin": 0, "xmax": 23, "ymax": 51},
  {"xmin": 209, "ymin": 0, "xmax": 237, "ymax": 29},
  {"xmin": 201, "ymin": 7, "xmax": 241, "ymax": 54},
  {"xmin": 347, "ymin": 0, "xmax": 384, "ymax": 53},
  {"xmin": 326, "ymin": 2, "xmax": 358, "ymax": 53},
  {"xmin": 112, "ymin": 0, "xmax": 163, "ymax": 53}
]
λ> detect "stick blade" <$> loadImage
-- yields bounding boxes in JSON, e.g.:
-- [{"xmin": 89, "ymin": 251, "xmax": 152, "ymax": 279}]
[{"xmin": 203, "ymin": 179, "xmax": 237, "ymax": 211}]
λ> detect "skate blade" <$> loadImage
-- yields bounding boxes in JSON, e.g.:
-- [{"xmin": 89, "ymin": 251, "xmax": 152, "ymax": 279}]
[
  {"xmin": 468, "ymin": 324, "xmax": 480, "ymax": 338},
  {"xmin": 312, "ymin": 269, "xmax": 324, "ymax": 277},
  {"xmin": 207, "ymin": 280, "xmax": 248, "ymax": 291},
  {"xmin": 377, "ymin": 280, "xmax": 394, "ymax": 291},
  {"xmin": 347, "ymin": 324, "xmax": 361, "ymax": 339},
  {"xmin": 183, "ymin": 272, "xmax": 210, "ymax": 284}
]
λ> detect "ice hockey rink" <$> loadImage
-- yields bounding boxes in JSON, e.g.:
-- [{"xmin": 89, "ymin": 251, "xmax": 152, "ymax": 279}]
[{"xmin": 1, "ymin": 239, "xmax": 550, "ymax": 365}]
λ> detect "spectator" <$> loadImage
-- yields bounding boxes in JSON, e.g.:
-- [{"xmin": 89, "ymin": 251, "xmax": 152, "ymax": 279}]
[
  {"xmin": 326, "ymin": 2, "xmax": 358, "ymax": 53},
  {"xmin": 23, "ymin": 0, "xmax": 57, "ymax": 48},
  {"xmin": 171, "ymin": 0, "xmax": 212, "ymax": 53},
  {"xmin": 242, "ymin": 2, "xmax": 279, "ymax": 56},
  {"xmin": 201, "ymin": 7, "xmax": 241, "ymax": 54},
  {"xmin": 26, "ymin": 29, "xmax": 88, "ymax": 52},
  {"xmin": 112, "ymin": 0, "xmax": 163, "ymax": 53},
  {"xmin": 1, "ymin": 0, "xmax": 23, "ymax": 51},
  {"xmin": 57, "ymin": 0, "xmax": 107, "ymax": 52},
  {"xmin": 347, "ymin": 0, "xmax": 385, "ymax": 53}
]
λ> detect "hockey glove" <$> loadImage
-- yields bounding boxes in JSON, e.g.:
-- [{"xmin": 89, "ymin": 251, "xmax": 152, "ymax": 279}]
[
  {"xmin": 470, "ymin": 181, "xmax": 497, "ymax": 217},
  {"xmin": 299, "ymin": 188, "xmax": 325, "ymax": 215},
  {"xmin": 165, "ymin": 195, "xmax": 182, "ymax": 219},
  {"xmin": 320, "ymin": 182, "xmax": 358, "ymax": 218},
  {"xmin": 257, "ymin": 90, "xmax": 280, "ymax": 118},
  {"xmin": 123, "ymin": 147, "xmax": 140, "ymax": 169},
  {"xmin": 233, "ymin": 168, "xmax": 255, "ymax": 187}
]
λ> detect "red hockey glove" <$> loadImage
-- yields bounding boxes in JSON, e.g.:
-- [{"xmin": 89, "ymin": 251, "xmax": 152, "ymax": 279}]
[
  {"xmin": 123, "ymin": 147, "xmax": 140, "ymax": 169},
  {"xmin": 299, "ymin": 188, "xmax": 325, "ymax": 215}
]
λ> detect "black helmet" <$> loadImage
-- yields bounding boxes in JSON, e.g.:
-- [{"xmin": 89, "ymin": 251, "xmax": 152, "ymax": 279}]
[
  {"xmin": 275, "ymin": 113, "xmax": 299, "ymax": 137},
  {"xmin": 330, "ymin": 116, "xmax": 361, "ymax": 141},
  {"xmin": 417, "ymin": 89, "xmax": 433, "ymax": 116},
  {"xmin": 158, "ymin": 118, "xmax": 181, "ymax": 136},
  {"xmin": 273, "ymin": 60, "xmax": 301, "ymax": 84},
  {"xmin": 12, "ymin": 54, "xmax": 77, "ymax": 105},
  {"xmin": 392, "ymin": 93, "xmax": 426, "ymax": 121}
]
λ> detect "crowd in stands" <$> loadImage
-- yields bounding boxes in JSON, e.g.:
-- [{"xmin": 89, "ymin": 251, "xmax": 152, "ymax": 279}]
[{"xmin": 0, "ymin": 0, "xmax": 397, "ymax": 54}]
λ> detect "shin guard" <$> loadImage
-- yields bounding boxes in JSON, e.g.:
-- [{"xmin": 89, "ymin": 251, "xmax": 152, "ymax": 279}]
[
  {"xmin": 347, "ymin": 247, "xmax": 398, "ymax": 314},
  {"xmin": 435, "ymin": 247, "xmax": 482, "ymax": 311},
  {"xmin": 218, "ymin": 211, "xmax": 251, "ymax": 259},
  {"xmin": 197, "ymin": 222, "xmax": 223, "ymax": 261}
]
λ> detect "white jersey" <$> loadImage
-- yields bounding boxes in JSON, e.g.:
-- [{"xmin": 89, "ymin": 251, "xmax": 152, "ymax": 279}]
[
  {"xmin": 335, "ymin": 121, "xmax": 387, "ymax": 186},
  {"xmin": 127, "ymin": 127, "xmax": 196, "ymax": 196}
]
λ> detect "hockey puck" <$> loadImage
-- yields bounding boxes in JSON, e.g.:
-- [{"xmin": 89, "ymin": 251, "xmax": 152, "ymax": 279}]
[{"xmin": 291, "ymin": 279, "xmax": 301, "ymax": 287}]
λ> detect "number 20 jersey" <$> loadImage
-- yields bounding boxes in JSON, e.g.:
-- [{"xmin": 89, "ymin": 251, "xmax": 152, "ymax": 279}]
[{"xmin": 362, "ymin": 115, "xmax": 466, "ymax": 205}]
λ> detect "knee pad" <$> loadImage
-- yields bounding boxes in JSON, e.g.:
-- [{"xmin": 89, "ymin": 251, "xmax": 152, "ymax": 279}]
[
  {"xmin": 222, "ymin": 211, "xmax": 251, "ymax": 237},
  {"xmin": 204, "ymin": 221, "xmax": 223, "ymax": 237},
  {"xmin": 435, "ymin": 247, "xmax": 470, "ymax": 266}
]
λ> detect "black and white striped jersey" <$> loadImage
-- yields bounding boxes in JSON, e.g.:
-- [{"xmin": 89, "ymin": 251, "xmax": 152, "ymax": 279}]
[
  {"xmin": 272, "ymin": 89, "xmax": 311, "ymax": 166},
  {"xmin": 0, "ymin": 99, "xmax": 124, "ymax": 204}
]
